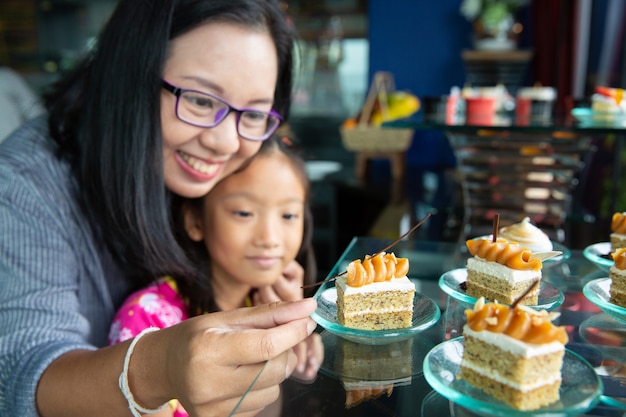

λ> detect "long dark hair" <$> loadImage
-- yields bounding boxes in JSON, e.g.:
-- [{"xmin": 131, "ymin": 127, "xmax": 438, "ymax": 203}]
[
  {"xmin": 174, "ymin": 135, "xmax": 317, "ymax": 314},
  {"xmin": 43, "ymin": 0, "xmax": 295, "ymax": 282}
]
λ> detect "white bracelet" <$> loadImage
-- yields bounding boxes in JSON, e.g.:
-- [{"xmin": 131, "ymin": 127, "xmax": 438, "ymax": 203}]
[{"xmin": 118, "ymin": 327, "xmax": 169, "ymax": 417}]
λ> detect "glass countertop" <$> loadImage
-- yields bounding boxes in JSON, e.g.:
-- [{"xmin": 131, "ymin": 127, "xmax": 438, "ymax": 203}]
[
  {"xmin": 383, "ymin": 112, "xmax": 626, "ymax": 135},
  {"xmin": 277, "ymin": 237, "xmax": 626, "ymax": 417}
]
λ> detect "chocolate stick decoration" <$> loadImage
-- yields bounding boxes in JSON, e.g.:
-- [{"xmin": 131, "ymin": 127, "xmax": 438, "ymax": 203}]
[
  {"xmin": 301, "ymin": 212, "xmax": 432, "ymax": 290},
  {"xmin": 492, "ymin": 213, "xmax": 500, "ymax": 243},
  {"xmin": 511, "ymin": 278, "xmax": 540, "ymax": 309}
]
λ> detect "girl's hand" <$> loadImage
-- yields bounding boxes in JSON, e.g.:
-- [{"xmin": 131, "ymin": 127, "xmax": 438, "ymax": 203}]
[
  {"xmin": 253, "ymin": 260, "xmax": 304, "ymax": 304},
  {"xmin": 289, "ymin": 333, "xmax": 324, "ymax": 383},
  {"xmin": 251, "ymin": 262, "xmax": 322, "ymax": 383}
]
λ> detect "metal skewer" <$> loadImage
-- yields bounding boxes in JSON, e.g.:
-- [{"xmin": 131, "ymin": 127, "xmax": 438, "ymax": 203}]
[{"xmin": 302, "ymin": 212, "xmax": 432, "ymax": 290}]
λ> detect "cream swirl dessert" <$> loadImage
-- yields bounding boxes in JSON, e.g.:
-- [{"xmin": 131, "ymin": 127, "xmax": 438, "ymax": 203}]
[{"xmin": 499, "ymin": 217, "xmax": 553, "ymax": 253}]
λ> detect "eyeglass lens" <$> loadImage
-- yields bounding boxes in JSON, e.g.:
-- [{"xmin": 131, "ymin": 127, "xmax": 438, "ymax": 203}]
[{"xmin": 178, "ymin": 91, "xmax": 279, "ymax": 140}]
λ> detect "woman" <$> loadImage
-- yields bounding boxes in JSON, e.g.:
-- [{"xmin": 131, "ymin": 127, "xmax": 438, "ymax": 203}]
[{"xmin": 0, "ymin": 1, "xmax": 316, "ymax": 417}]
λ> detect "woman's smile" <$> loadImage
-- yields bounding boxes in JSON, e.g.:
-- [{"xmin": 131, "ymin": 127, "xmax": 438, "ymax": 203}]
[{"xmin": 176, "ymin": 150, "xmax": 221, "ymax": 180}]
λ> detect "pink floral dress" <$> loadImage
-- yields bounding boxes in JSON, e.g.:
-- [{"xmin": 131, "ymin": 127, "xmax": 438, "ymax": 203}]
[{"xmin": 109, "ymin": 277, "xmax": 189, "ymax": 417}]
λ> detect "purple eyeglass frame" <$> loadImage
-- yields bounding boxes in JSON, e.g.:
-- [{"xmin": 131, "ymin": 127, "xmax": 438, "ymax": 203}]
[{"xmin": 161, "ymin": 79, "xmax": 282, "ymax": 141}]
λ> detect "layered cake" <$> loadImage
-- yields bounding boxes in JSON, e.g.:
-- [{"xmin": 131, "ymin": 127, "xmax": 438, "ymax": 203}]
[
  {"xmin": 611, "ymin": 212, "xmax": 626, "ymax": 251},
  {"xmin": 336, "ymin": 252, "xmax": 415, "ymax": 330},
  {"xmin": 338, "ymin": 338, "xmax": 413, "ymax": 408},
  {"xmin": 460, "ymin": 297, "xmax": 568, "ymax": 410},
  {"xmin": 465, "ymin": 238, "xmax": 542, "ymax": 305},
  {"xmin": 610, "ymin": 248, "xmax": 626, "ymax": 308},
  {"xmin": 498, "ymin": 217, "xmax": 553, "ymax": 253}
]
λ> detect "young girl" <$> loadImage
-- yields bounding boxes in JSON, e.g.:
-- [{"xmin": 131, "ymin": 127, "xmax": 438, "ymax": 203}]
[{"xmin": 109, "ymin": 136, "xmax": 323, "ymax": 416}]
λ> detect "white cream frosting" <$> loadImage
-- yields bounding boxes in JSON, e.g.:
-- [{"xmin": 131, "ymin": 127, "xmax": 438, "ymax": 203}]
[
  {"xmin": 611, "ymin": 232, "xmax": 626, "ymax": 240},
  {"xmin": 336, "ymin": 275, "xmax": 415, "ymax": 295},
  {"xmin": 463, "ymin": 325, "xmax": 563, "ymax": 358},
  {"xmin": 498, "ymin": 217, "xmax": 553, "ymax": 252},
  {"xmin": 467, "ymin": 257, "xmax": 541, "ymax": 284},
  {"xmin": 610, "ymin": 265, "xmax": 626, "ymax": 278}
]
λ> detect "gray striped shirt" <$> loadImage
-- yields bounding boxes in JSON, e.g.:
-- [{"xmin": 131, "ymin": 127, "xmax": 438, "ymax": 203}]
[{"xmin": 0, "ymin": 117, "xmax": 134, "ymax": 416}]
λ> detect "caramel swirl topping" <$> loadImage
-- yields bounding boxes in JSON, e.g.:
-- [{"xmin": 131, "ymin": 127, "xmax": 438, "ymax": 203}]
[
  {"xmin": 612, "ymin": 212, "xmax": 626, "ymax": 234},
  {"xmin": 465, "ymin": 297, "xmax": 568, "ymax": 345},
  {"xmin": 611, "ymin": 248, "xmax": 626, "ymax": 270},
  {"xmin": 466, "ymin": 238, "xmax": 542, "ymax": 271},
  {"xmin": 346, "ymin": 252, "xmax": 409, "ymax": 287}
]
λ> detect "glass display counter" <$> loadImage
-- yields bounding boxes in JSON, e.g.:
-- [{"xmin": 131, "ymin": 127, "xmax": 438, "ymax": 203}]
[{"xmin": 277, "ymin": 236, "xmax": 626, "ymax": 417}]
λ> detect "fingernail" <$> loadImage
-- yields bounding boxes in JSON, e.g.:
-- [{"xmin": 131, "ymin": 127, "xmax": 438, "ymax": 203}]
[{"xmin": 307, "ymin": 319, "xmax": 316, "ymax": 334}]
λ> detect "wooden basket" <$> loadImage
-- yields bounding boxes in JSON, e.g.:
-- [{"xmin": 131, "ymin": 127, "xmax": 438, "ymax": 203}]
[{"xmin": 340, "ymin": 71, "xmax": 414, "ymax": 152}]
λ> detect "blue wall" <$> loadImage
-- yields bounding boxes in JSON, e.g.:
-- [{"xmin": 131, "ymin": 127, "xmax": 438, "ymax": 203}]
[
  {"xmin": 367, "ymin": 0, "xmax": 472, "ymax": 170},
  {"xmin": 368, "ymin": 0, "xmax": 471, "ymax": 97}
]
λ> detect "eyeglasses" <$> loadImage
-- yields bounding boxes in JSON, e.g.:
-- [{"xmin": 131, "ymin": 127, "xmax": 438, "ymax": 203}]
[{"xmin": 161, "ymin": 80, "xmax": 282, "ymax": 141}]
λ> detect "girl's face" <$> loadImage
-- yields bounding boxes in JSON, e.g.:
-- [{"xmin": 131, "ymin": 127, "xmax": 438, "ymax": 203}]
[
  {"xmin": 161, "ymin": 22, "xmax": 278, "ymax": 198},
  {"xmin": 185, "ymin": 151, "xmax": 306, "ymax": 288}
]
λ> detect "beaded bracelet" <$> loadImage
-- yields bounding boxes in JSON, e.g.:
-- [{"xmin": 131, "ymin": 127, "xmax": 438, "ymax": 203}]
[{"xmin": 118, "ymin": 327, "xmax": 169, "ymax": 417}]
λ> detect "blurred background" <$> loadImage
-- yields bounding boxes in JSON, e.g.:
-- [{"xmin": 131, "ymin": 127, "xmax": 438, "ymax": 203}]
[{"xmin": 1, "ymin": 0, "xmax": 624, "ymax": 277}]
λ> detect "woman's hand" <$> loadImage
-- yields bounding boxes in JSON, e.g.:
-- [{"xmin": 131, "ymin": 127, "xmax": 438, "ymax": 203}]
[
  {"xmin": 35, "ymin": 300, "xmax": 317, "ymax": 417},
  {"xmin": 135, "ymin": 299, "xmax": 317, "ymax": 417}
]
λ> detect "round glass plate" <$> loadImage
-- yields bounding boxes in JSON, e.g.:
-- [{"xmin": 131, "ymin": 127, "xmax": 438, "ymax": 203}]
[
  {"xmin": 471, "ymin": 237, "xmax": 571, "ymax": 268},
  {"xmin": 423, "ymin": 338, "xmax": 603, "ymax": 417},
  {"xmin": 583, "ymin": 242, "xmax": 613, "ymax": 273},
  {"xmin": 318, "ymin": 329, "xmax": 435, "ymax": 381},
  {"xmin": 438, "ymin": 268, "xmax": 564, "ymax": 310},
  {"xmin": 582, "ymin": 278, "xmax": 626, "ymax": 323},
  {"xmin": 572, "ymin": 107, "xmax": 626, "ymax": 127},
  {"xmin": 579, "ymin": 313, "xmax": 626, "ymax": 363},
  {"xmin": 600, "ymin": 394, "xmax": 626, "ymax": 410},
  {"xmin": 311, "ymin": 278, "xmax": 441, "ymax": 345}
]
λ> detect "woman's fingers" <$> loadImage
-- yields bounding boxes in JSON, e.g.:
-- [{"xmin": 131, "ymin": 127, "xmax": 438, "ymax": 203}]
[
  {"xmin": 199, "ymin": 316, "xmax": 315, "ymax": 367},
  {"xmin": 183, "ymin": 384, "xmax": 282, "ymax": 417},
  {"xmin": 180, "ymin": 353, "xmax": 291, "ymax": 417},
  {"xmin": 201, "ymin": 298, "xmax": 316, "ymax": 332},
  {"xmin": 162, "ymin": 301, "xmax": 318, "ymax": 415}
]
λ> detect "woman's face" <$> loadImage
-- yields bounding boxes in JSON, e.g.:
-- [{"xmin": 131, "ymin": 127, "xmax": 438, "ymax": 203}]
[
  {"xmin": 161, "ymin": 21, "xmax": 278, "ymax": 198},
  {"xmin": 185, "ymin": 151, "xmax": 306, "ymax": 288}
]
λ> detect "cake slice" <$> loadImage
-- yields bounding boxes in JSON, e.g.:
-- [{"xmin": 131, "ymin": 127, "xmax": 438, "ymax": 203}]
[
  {"xmin": 610, "ymin": 248, "xmax": 626, "ymax": 308},
  {"xmin": 611, "ymin": 212, "xmax": 626, "ymax": 251},
  {"xmin": 336, "ymin": 252, "xmax": 415, "ymax": 330},
  {"xmin": 460, "ymin": 297, "xmax": 568, "ymax": 410},
  {"xmin": 465, "ymin": 238, "xmax": 542, "ymax": 305}
]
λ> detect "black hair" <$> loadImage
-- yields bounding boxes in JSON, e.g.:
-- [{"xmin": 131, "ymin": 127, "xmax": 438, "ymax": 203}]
[
  {"xmin": 43, "ymin": 0, "xmax": 295, "ymax": 282},
  {"xmin": 173, "ymin": 135, "xmax": 317, "ymax": 314}
]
